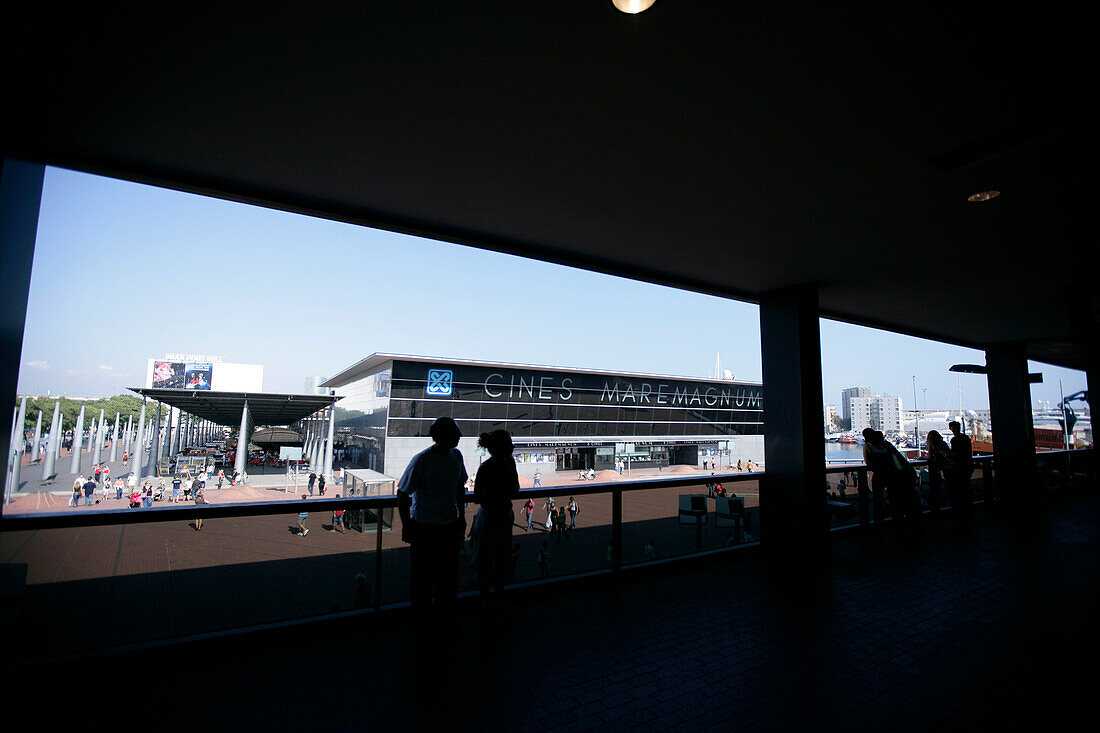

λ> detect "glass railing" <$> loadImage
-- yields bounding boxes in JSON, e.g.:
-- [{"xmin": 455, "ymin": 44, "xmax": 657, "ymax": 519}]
[{"xmin": 1, "ymin": 449, "xmax": 1092, "ymax": 661}]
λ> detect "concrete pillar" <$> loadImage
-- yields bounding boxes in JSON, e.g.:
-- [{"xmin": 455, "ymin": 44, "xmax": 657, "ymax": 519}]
[
  {"xmin": 234, "ymin": 401, "xmax": 250, "ymax": 478},
  {"xmin": 68, "ymin": 405, "xmax": 85, "ymax": 475},
  {"xmin": 109, "ymin": 413, "xmax": 120, "ymax": 463},
  {"xmin": 41, "ymin": 401, "xmax": 59, "ymax": 480},
  {"xmin": 0, "ymin": 160, "xmax": 43, "ymax": 506},
  {"xmin": 55, "ymin": 413, "xmax": 63, "ymax": 462},
  {"xmin": 123, "ymin": 415, "xmax": 133, "ymax": 454},
  {"xmin": 31, "ymin": 409, "xmax": 42, "ymax": 462},
  {"xmin": 986, "ymin": 342, "xmax": 1038, "ymax": 505},
  {"xmin": 759, "ymin": 287, "xmax": 828, "ymax": 553}
]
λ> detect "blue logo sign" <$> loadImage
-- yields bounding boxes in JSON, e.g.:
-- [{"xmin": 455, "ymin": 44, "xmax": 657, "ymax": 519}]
[{"xmin": 426, "ymin": 369, "xmax": 454, "ymax": 397}]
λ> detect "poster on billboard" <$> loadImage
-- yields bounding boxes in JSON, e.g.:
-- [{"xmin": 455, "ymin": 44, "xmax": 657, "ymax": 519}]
[
  {"xmin": 184, "ymin": 363, "xmax": 213, "ymax": 390},
  {"xmin": 152, "ymin": 360, "xmax": 187, "ymax": 388}
]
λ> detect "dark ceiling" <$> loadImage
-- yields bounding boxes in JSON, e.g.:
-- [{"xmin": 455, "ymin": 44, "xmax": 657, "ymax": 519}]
[{"xmin": 6, "ymin": 3, "xmax": 1097, "ymax": 369}]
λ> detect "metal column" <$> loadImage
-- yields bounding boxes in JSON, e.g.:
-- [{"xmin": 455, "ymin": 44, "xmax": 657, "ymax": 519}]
[
  {"xmin": 234, "ymin": 401, "xmax": 251, "ymax": 478},
  {"xmin": 41, "ymin": 402, "xmax": 59, "ymax": 480},
  {"xmin": 132, "ymin": 401, "xmax": 147, "ymax": 480},
  {"xmin": 68, "ymin": 405, "xmax": 85, "ymax": 475}
]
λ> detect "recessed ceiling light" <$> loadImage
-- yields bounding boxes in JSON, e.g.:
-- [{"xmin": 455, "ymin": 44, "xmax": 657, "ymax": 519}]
[
  {"xmin": 967, "ymin": 190, "xmax": 1000, "ymax": 202},
  {"xmin": 613, "ymin": 0, "xmax": 656, "ymax": 13}
]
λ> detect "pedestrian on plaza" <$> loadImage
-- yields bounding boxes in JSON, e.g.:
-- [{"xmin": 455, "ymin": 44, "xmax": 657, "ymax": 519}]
[
  {"xmin": 352, "ymin": 573, "xmax": 371, "ymax": 609},
  {"xmin": 142, "ymin": 483, "xmax": 153, "ymax": 508},
  {"xmin": 308, "ymin": 472, "xmax": 316, "ymax": 496},
  {"xmin": 100, "ymin": 480, "xmax": 111, "ymax": 503},
  {"xmin": 556, "ymin": 507, "xmax": 570, "ymax": 542},
  {"xmin": 537, "ymin": 540, "xmax": 551, "ymax": 578},
  {"xmin": 122, "ymin": 452, "xmax": 128, "ymax": 467},
  {"xmin": 194, "ymin": 484, "xmax": 206, "ymax": 530},
  {"xmin": 71, "ymin": 481, "xmax": 82, "ymax": 507},
  {"xmin": 241, "ymin": 469, "xmax": 248, "ymax": 486},
  {"xmin": 568, "ymin": 496, "xmax": 579, "ymax": 529},
  {"xmin": 644, "ymin": 539, "xmax": 657, "ymax": 561},
  {"xmin": 473, "ymin": 429, "xmax": 520, "ymax": 615},
  {"xmin": 331, "ymin": 494, "xmax": 345, "ymax": 533},
  {"xmin": 191, "ymin": 477, "xmax": 202, "ymax": 504},
  {"xmin": 297, "ymin": 495, "xmax": 310, "ymax": 536},
  {"xmin": 397, "ymin": 416, "xmax": 468, "ymax": 627},
  {"xmin": 102, "ymin": 464, "xmax": 110, "ymax": 485},
  {"xmin": 83, "ymin": 477, "xmax": 96, "ymax": 506},
  {"xmin": 114, "ymin": 477, "xmax": 124, "ymax": 500},
  {"xmin": 94, "ymin": 463, "xmax": 102, "ymax": 485},
  {"xmin": 948, "ymin": 421, "xmax": 974, "ymax": 522},
  {"xmin": 199, "ymin": 469, "xmax": 207, "ymax": 490},
  {"xmin": 318, "ymin": 473, "xmax": 326, "ymax": 496},
  {"xmin": 523, "ymin": 497, "xmax": 535, "ymax": 531},
  {"xmin": 129, "ymin": 487, "xmax": 141, "ymax": 508},
  {"xmin": 533, "ymin": 468, "xmax": 542, "ymax": 488},
  {"xmin": 544, "ymin": 496, "xmax": 555, "ymax": 527},
  {"xmin": 170, "ymin": 474, "xmax": 182, "ymax": 502}
]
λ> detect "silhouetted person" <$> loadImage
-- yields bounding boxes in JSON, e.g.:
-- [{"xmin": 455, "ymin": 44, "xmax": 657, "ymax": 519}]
[
  {"xmin": 473, "ymin": 429, "xmax": 520, "ymax": 616},
  {"xmin": 398, "ymin": 417, "xmax": 468, "ymax": 631},
  {"xmin": 926, "ymin": 430, "xmax": 951, "ymax": 513},
  {"xmin": 863, "ymin": 428, "xmax": 919, "ymax": 528},
  {"xmin": 948, "ymin": 421, "xmax": 974, "ymax": 522}
]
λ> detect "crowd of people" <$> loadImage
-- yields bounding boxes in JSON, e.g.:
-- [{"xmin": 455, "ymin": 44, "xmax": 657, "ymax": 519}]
[{"xmin": 852, "ymin": 421, "xmax": 976, "ymax": 525}]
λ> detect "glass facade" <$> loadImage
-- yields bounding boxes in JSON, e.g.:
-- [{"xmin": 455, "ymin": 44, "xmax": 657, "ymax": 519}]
[
  {"xmin": 330, "ymin": 366, "xmax": 391, "ymax": 471},
  {"xmin": 385, "ymin": 360, "xmax": 763, "ymax": 440}
]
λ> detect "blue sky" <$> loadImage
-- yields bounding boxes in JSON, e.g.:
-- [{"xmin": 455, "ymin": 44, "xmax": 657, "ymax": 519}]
[{"xmin": 17, "ymin": 167, "xmax": 1087, "ymax": 412}]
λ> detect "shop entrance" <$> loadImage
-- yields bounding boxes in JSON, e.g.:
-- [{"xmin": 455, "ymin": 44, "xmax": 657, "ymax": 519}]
[
  {"xmin": 556, "ymin": 447, "xmax": 595, "ymax": 471},
  {"xmin": 668, "ymin": 445, "xmax": 699, "ymax": 466}
]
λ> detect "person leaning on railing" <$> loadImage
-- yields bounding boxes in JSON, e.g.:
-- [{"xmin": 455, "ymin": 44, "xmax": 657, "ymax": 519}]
[{"xmin": 397, "ymin": 417, "xmax": 468, "ymax": 628}]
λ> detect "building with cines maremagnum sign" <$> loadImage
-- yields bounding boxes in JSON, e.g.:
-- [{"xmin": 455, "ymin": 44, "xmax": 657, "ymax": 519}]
[{"xmin": 321, "ymin": 354, "xmax": 765, "ymax": 480}]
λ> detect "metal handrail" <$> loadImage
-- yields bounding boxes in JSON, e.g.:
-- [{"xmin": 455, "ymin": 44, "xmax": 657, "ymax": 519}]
[{"xmin": 1, "ymin": 448, "xmax": 1089, "ymax": 533}]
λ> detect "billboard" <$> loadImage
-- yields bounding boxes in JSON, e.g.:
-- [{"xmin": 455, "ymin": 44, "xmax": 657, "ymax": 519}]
[
  {"xmin": 152, "ymin": 360, "xmax": 186, "ymax": 388},
  {"xmin": 146, "ymin": 357, "xmax": 264, "ymax": 392},
  {"xmin": 184, "ymin": 362, "xmax": 213, "ymax": 390}
]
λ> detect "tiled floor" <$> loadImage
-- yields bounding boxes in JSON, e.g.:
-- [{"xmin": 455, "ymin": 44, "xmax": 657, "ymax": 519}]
[{"xmin": 11, "ymin": 489, "xmax": 1098, "ymax": 731}]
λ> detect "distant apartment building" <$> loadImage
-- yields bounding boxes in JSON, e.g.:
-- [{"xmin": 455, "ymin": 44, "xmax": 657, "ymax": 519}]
[
  {"xmin": 849, "ymin": 396, "xmax": 873, "ymax": 432},
  {"xmin": 846, "ymin": 391, "xmax": 902, "ymax": 433},
  {"xmin": 824, "ymin": 403, "xmax": 837, "ymax": 431},
  {"xmin": 840, "ymin": 387, "xmax": 872, "ymax": 422},
  {"xmin": 873, "ymin": 394, "xmax": 903, "ymax": 433}
]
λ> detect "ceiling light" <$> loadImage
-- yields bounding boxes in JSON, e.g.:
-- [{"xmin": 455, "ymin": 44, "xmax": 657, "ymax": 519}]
[
  {"xmin": 613, "ymin": 0, "xmax": 656, "ymax": 13},
  {"xmin": 967, "ymin": 190, "xmax": 1000, "ymax": 202}
]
